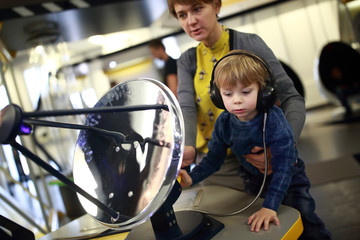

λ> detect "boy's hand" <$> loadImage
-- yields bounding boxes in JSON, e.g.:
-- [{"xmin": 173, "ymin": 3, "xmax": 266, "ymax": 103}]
[
  {"xmin": 178, "ymin": 169, "xmax": 193, "ymax": 188},
  {"xmin": 182, "ymin": 146, "xmax": 196, "ymax": 168},
  {"xmin": 247, "ymin": 207, "xmax": 280, "ymax": 232}
]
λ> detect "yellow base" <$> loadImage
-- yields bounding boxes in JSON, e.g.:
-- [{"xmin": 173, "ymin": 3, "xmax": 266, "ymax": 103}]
[
  {"xmin": 281, "ymin": 210, "xmax": 303, "ymax": 240},
  {"xmin": 92, "ymin": 232, "xmax": 129, "ymax": 240}
]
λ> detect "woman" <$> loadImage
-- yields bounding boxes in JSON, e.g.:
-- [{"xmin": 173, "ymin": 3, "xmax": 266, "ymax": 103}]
[
  {"xmin": 167, "ymin": 2, "xmax": 333, "ymax": 238},
  {"xmin": 168, "ymin": 0, "xmax": 305, "ymax": 188}
]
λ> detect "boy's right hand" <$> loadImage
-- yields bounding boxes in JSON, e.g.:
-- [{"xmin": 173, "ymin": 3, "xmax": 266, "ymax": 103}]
[
  {"xmin": 178, "ymin": 169, "xmax": 193, "ymax": 188},
  {"xmin": 247, "ymin": 207, "xmax": 279, "ymax": 232}
]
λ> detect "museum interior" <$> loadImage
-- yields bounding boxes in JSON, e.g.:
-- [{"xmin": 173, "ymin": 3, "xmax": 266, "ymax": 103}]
[{"xmin": 0, "ymin": 0, "xmax": 359, "ymax": 239}]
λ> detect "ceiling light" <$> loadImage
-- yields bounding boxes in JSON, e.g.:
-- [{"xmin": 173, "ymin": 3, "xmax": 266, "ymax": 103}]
[{"xmin": 109, "ymin": 61, "xmax": 117, "ymax": 68}]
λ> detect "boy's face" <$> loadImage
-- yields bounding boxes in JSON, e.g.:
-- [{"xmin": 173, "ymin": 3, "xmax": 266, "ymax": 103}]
[{"xmin": 220, "ymin": 82, "xmax": 259, "ymax": 121}]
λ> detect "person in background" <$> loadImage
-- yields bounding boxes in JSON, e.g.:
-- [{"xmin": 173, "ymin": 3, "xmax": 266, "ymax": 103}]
[
  {"xmin": 149, "ymin": 39, "xmax": 178, "ymax": 98},
  {"xmin": 178, "ymin": 50, "xmax": 331, "ymax": 239},
  {"xmin": 167, "ymin": 0, "xmax": 305, "ymax": 190}
]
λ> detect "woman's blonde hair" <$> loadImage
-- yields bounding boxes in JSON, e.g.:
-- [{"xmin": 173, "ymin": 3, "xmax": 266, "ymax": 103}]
[
  {"xmin": 214, "ymin": 50, "xmax": 267, "ymax": 90},
  {"xmin": 167, "ymin": 0, "xmax": 221, "ymax": 18}
]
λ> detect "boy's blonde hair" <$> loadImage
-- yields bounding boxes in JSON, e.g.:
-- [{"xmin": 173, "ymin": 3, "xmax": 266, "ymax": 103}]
[
  {"xmin": 214, "ymin": 50, "xmax": 267, "ymax": 90},
  {"xmin": 167, "ymin": 0, "xmax": 221, "ymax": 18}
]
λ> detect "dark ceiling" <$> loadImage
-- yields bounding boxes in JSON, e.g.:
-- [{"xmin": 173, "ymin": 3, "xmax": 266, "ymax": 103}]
[{"xmin": 0, "ymin": 0, "xmax": 169, "ymax": 51}]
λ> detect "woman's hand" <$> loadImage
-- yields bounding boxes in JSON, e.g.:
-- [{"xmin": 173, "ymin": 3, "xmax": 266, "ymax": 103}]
[
  {"xmin": 182, "ymin": 145, "xmax": 196, "ymax": 168},
  {"xmin": 247, "ymin": 207, "xmax": 280, "ymax": 232},
  {"xmin": 243, "ymin": 146, "xmax": 273, "ymax": 175},
  {"xmin": 178, "ymin": 169, "xmax": 193, "ymax": 188}
]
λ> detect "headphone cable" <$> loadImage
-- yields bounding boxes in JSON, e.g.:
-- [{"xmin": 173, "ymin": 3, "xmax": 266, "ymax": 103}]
[{"xmin": 194, "ymin": 112, "xmax": 268, "ymax": 217}]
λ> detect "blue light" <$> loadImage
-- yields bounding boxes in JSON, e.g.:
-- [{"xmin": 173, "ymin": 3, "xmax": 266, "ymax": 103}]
[{"xmin": 20, "ymin": 123, "xmax": 32, "ymax": 135}]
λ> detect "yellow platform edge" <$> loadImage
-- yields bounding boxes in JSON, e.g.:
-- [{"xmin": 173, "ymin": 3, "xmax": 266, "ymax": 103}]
[
  {"xmin": 281, "ymin": 210, "xmax": 303, "ymax": 240},
  {"xmin": 92, "ymin": 231, "xmax": 129, "ymax": 240}
]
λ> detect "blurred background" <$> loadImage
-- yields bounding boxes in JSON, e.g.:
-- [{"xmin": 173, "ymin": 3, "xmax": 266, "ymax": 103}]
[{"xmin": 0, "ymin": 0, "xmax": 359, "ymax": 239}]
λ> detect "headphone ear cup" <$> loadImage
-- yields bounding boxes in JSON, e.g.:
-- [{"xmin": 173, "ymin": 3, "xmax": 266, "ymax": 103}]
[
  {"xmin": 210, "ymin": 59, "xmax": 226, "ymax": 109},
  {"xmin": 257, "ymin": 79, "xmax": 278, "ymax": 113},
  {"xmin": 210, "ymin": 83, "xmax": 226, "ymax": 109}
]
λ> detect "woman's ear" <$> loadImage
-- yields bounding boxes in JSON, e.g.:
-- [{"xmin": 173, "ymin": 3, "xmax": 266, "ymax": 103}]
[{"xmin": 214, "ymin": 0, "xmax": 222, "ymax": 14}]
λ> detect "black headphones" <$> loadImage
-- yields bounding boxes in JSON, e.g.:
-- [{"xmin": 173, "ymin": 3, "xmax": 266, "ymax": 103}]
[{"xmin": 210, "ymin": 51, "xmax": 278, "ymax": 113}]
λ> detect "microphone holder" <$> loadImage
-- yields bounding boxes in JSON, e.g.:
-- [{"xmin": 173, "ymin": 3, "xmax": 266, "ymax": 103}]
[{"xmin": 0, "ymin": 79, "xmax": 225, "ymax": 240}]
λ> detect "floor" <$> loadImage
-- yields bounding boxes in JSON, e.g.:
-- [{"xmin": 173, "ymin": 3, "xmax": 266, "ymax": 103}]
[{"xmin": 296, "ymin": 104, "xmax": 360, "ymax": 240}]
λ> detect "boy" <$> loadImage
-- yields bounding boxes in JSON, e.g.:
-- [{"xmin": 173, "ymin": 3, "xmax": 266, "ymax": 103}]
[{"xmin": 178, "ymin": 50, "xmax": 331, "ymax": 239}]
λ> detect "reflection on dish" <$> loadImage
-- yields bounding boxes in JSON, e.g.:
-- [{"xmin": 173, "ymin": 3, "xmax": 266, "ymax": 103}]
[{"xmin": 73, "ymin": 78, "xmax": 184, "ymax": 229}]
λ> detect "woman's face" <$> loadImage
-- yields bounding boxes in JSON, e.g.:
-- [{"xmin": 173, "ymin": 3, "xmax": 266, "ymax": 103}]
[{"xmin": 174, "ymin": 1, "xmax": 221, "ymax": 46}]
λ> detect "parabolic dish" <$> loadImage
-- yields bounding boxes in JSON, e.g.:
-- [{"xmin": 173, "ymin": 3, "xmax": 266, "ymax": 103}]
[{"xmin": 72, "ymin": 78, "xmax": 184, "ymax": 229}]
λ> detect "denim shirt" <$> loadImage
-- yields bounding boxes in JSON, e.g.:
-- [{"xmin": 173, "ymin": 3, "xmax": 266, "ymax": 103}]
[{"xmin": 189, "ymin": 105, "xmax": 297, "ymax": 211}]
